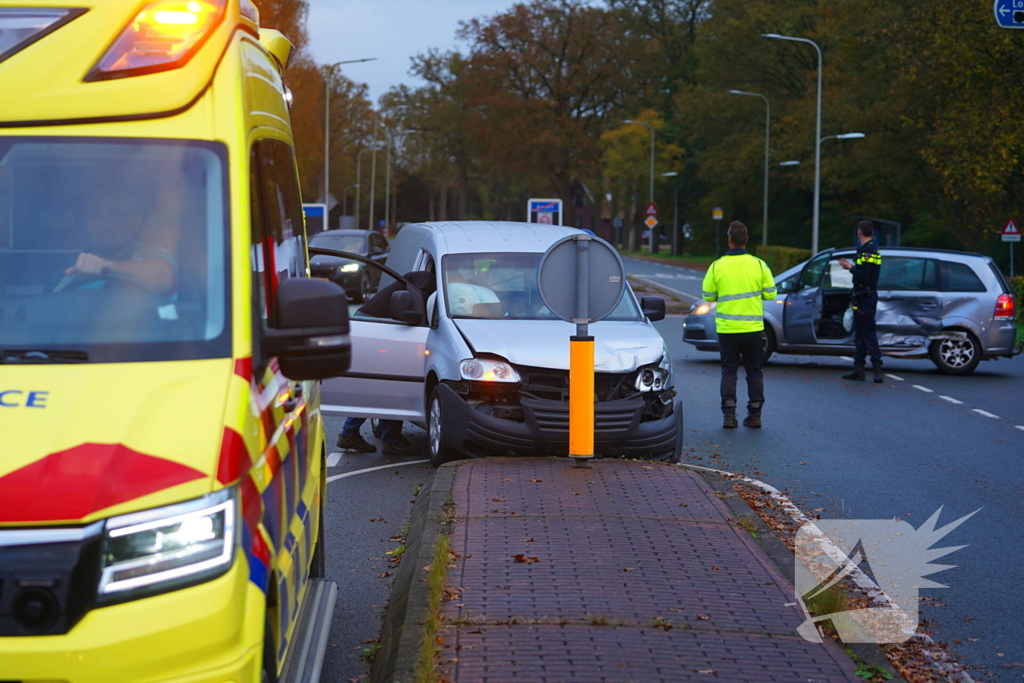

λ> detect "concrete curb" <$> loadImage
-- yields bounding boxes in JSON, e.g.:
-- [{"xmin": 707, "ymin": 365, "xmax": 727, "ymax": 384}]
[{"xmin": 369, "ymin": 463, "xmax": 458, "ymax": 683}]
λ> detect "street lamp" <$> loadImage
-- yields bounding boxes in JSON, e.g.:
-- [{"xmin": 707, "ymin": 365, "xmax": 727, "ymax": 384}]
[
  {"xmin": 322, "ymin": 58, "xmax": 377, "ymax": 211},
  {"xmin": 821, "ymin": 132, "xmax": 865, "ymax": 143},
  {"xmin": 355, "ymin": 145, "xmax": 379, "ymax": 229},
  {"xmin": 624, "ymin": 119, "xmax": 657, "ymax": 254},
  {"xmin": 762, "ymin": 33, "xmax": 823, "ymax": 252},
  {"xmin": 779, "ymin": 160, "xmax": 801, "ymax": 167},
  {"xmin": 662, "ymin": 172, "xmax": 682, "ymax": 255},
  {"xmin": 728, "ymin": 89, "xmax": 771, "ymax": 246}
]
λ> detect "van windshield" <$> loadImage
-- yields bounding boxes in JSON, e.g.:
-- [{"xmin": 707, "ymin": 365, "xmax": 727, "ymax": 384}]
[
  {"xmin": 0, "ymin": 138, "xmax": 230, "ymax": 363},
  {"xmin": 442, "ymin": 252, "xmax": 641, "ymax": 321}
]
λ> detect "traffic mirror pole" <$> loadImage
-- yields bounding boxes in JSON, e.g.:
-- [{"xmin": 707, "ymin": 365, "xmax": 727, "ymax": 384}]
[{"xmin": 570, "ymin": 235, "xmax": 595, "ymax": 468}]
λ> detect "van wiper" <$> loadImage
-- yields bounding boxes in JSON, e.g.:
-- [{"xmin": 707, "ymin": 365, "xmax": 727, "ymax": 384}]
[{"xmin": 0, "ymin": 349, "xmax": 89, "ymax": 364}]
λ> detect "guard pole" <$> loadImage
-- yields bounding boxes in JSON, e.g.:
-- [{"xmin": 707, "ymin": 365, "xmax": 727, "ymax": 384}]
[{"xmin": 569, "ymin": 236, "xmax": 594, "ymax": 468}]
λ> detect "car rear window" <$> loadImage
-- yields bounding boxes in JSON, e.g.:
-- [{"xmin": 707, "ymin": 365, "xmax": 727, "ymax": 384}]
[{"xmin": 939, "ymin": 261, "xmax": 986, "ymax": 292}]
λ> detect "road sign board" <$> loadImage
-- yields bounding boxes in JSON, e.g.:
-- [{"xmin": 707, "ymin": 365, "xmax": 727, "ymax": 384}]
[
  {"xmin": 644, "ymin": 216, "xmax": 658, "ymax": 230},
  {"xmin": 612, "ymin": 217, "xmax": 624, "ymax": 229},
  {"xmin": 538, "ymin": 235, "xmax": 626, "ymax": 324},
  {"xmin": 644, "ymin": 202, "xmax": 658, "ymax": 217},
  {"xmin": 1003, "ymin": 218, "xmax": 1022, "ymax": 241},
  {"xmin": 528, "ymin": 198, "xmax": 563, "ymax": 225},
  {"xmin": 713, "ymin": 207, "xmax": 724, "ymax": 221},
  {"xmin": 302, "ymin": 203, "xmax": 328, "ymax": 237},
  {"xmin": 993, "ymin": 0, "xmax": 1024, "ymax": 28}
]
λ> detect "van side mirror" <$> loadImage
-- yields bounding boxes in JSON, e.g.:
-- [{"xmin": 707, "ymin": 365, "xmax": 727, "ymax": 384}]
[
  {"xmin": 370, "ymin": 245, "xmax": 385, "ymax": 256},
  {"xmin": 390, "ymin": 289, "xmax": 424, "ymax": 325},
  {"xmin": 778, "ymin": 279, "xmax": 797, "ymax": 294},
  {"xmin": 641, "ymin": 296, "xmax": 666, "ymax": 322},
  {"xmin": 264, "ymin": 278, "xmax": 351, "ymax": 380}
]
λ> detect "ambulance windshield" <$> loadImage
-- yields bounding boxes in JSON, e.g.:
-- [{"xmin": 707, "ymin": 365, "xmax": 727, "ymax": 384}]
[{"xmin": 0, "ymin": 138, "xmax": 230, "ymax": 363}]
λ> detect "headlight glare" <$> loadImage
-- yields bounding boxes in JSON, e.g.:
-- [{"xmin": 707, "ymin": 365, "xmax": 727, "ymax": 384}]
[
  {"xmin": 98, "ymin": 488, "xmax": 236, "ymax": 603},
  {"xmin": 340, "ymin": 263, "xmax": 360, "ymax": 273},
  {"xmin": 693, "ymin": 301, "xmax": 715, "ymax": 316},
  {"xmin": 460, "ymin": 359, "xmax": 520, "ymax": 383}
]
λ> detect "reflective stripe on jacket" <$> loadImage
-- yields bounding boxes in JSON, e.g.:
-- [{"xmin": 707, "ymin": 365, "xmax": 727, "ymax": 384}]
[{"xmin": 701, "ymin": 250, "xmax": 777, "ymax": 334}]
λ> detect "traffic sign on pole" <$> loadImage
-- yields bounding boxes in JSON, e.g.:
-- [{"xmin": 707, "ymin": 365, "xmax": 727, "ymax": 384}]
[
  {"xmin": 528, "ymin": 198, "xmax": 563, "ymax": 225},
  {"xmin": 1002, "ymin": 218, "xmax": 1021, "ymax": 242},
  {"xmin": 993, "ymin": 0, "xmax": 1024, "ymax": 28},
  {"xmin": 644, "ymin": 216, "xmax": 658, "ymax": 230},
  {"xmin": 644, "ymin": 202, "xmax": 659, "ymax": 217}
]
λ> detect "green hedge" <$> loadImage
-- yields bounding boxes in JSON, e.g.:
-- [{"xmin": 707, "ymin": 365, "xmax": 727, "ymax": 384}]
[
  {"xmin": 1012, "ymin": 276, "xmax": 1024, "ymax": 325},
  {"xmin": 754, "ymin": 246, "xmax": 813, "ymax": 276}
]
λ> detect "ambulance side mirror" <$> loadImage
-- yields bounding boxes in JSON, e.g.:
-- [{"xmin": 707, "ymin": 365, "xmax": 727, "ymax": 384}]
[
  {"xmin": 264, "ymin": 278, "xmax": 352, "ymax": 380},
  {"xmin": 641, "ymin": 296, "xmax": 666, "ymax": 322}
]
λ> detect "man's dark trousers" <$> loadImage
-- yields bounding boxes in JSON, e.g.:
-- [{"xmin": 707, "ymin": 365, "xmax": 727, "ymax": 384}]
[
  {"xmin": 852, "ymin": 292, "xmax": 882, "ymax": 367},
  {"xmin": 719, "ymin": 331, "xmax": 765, "ymax": 416}
]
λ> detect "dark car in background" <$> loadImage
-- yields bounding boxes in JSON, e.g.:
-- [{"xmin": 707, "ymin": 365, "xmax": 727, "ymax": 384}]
[{"xmin": 309, "ymin": 229, "xmax": 390, "ymax": 302}]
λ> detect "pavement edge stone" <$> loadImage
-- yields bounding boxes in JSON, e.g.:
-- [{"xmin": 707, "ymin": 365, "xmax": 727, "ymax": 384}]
[{"xmin": 370, "ymin": 463, "xmax": 459, "ymax": 683}]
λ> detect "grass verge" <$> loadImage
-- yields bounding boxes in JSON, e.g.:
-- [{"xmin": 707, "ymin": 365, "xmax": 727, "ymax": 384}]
[
  {"xmin": 1017, "ymin": 322, "xmax": 1023, "ymax": 345},
  {"xmin": 413, "ymin": 518, "xmax": 453, "ymax": 683}
]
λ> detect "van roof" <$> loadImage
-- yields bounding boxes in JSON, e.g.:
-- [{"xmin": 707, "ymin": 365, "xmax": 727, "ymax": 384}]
[{"xmin": 415, "ymin": 221, "xmax": 582, "ymax": 254}]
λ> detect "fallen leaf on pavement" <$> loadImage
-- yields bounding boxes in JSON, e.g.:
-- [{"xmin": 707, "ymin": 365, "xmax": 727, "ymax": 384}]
[
  {"xmin": 495, "ymin": 585, "xmax": 509, "ymax": 589},
  {"xmin": 502, "ymin": 478, "xmax": 511, "ymax": 482},
  {"xmin": 529, "ymin": 479, "xmax": 543, "ymax": 482},
  {"xmin": 695, "ymin": 670, "xmax": 715, "ymax": 675},
  {"xmin": 378, "ymin": 572, "xmax": 391, "ymax": 578},
  {"xmin": 524, "ymin": 538, "xmax": 537, "ymax": 542},
  {"xmin": 641, "ymin": 466, "xmax": 653, "ymax": 470},
  {"xmin": 492, "ymin": 498, "xmax": 504, "ymax": 502},
  {"xmin": 799, "ymin": 461, "xmax": 807, "ymax": 465},
  {"xmin": 711, "ymin": 565, "xmax": 720, "ymax": 571},
  {"xmin": 571, "ymin": 492, "xmax": 581, "ymax": 496},
  {"xmin": 513, "ymin": 554, "xmax": 540, "ymax": 563},
  {"xmin": 369, "ymin": 518, "xmax": 387, "ymax": 523},
  {"xmin": 623, "ymin": 567, "xmax": 635, "ymax": 572},
  {"xmin": 696, "ymin": 614, "xmax": 711, "ymax": 620}
]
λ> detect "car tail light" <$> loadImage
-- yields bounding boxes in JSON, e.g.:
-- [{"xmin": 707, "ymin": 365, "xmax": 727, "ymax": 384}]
[
  {"xmin": 995, "ymin": 294, "xmax": 1015, "ymax": 320},
  {"xmin": 85, "ymin": 0, "xmax": 225, "ymax": 81}
]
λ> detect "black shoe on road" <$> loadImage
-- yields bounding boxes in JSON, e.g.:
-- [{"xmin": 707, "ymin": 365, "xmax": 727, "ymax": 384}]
[
  {"xmin": 723, "ymin": 414, "xmax": 739, "ymax": 429},
  {"xmin": 873, "ymin": 365, "xmax": 884, "ymax": 384},
  {"xmin": 336, "ymin": 433, "xmax": 376, "ymax": 453},
  {"xmin": 841, "ymin": 367, "xmax": 866, "ymax": 381},
  {"xmin": 382, "ymin": 438, "xmax": 420, "ymax": 456},
  {"xmin": 743, "ymin": 414, "xmax": 762, "ymax": 428}
]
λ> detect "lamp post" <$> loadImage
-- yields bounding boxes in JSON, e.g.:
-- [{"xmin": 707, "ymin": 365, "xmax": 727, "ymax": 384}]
[
  {"xmin": 383, "ymin": 128, "xmax": 411, "ymax": 238},
  {"xmin": 762, "ymin": 33, "xmax": 822, "ymax": 252},
  {"xmin": 624, "ymin": 119, "xmax": 657, "ymax": 254},
  {"xmin": 355, "ymin": 146, "xmax": 376, "ymax": 230},
  {"xmin": 342, "ymin": 183, "xmax": 359, "ymax": 221},
  {"xmin": 728, "ymin": 90, "xmax": 771, "ymax": 246},
  {"xmin": 322, "ymin": 58, "xmax": 377, "ymax": 210},
  {"xmin": 662, "ymin": 172, "xmax": 681, "ymax": 255}
]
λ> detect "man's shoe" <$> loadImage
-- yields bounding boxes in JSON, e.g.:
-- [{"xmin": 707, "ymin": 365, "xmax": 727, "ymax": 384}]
[
  {"xmin": 841, "ymin": 367, "xmax": 866, "ymax": 381},
  {"xmin": 743, "ymin": 414, "xmax": 762, "ymax": 428},
  {"xmin": 382, "ymin": 438, "xmax": 420, "ymax": 456},
  {"xmin": 336, "ymin": 433, "xmax": 376, "ymax": 453},
  {"xmin": 723, "ymin": 414, "xmax": 739, "ymax": 429},
  {"xmin": 873, "ymin": 365, "xmax": 884, "ymax": 384}
]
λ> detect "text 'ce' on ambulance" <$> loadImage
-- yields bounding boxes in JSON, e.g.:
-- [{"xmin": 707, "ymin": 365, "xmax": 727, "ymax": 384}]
[{"xmin": 0, "ymin": 1, "xmax": 354, "ymax": 681}]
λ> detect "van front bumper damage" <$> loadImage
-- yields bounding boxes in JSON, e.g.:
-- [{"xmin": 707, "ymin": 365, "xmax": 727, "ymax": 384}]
[{"xmin": 435, "ymin": 381, "xmax": 682, "ymax": 462}]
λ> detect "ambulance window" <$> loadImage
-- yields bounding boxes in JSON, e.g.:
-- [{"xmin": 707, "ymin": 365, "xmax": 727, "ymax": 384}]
[{"xmin": 249, "ymin": 148, "xmax": 268, "ymax": 322}]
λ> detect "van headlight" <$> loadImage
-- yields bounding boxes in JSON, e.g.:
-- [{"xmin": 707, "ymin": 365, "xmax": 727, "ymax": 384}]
[
  {"xmin": 97, "ymin": 488, "xmax": 237, "ymax": 604},
  {"xmin": 636, "ymin": 355, "xmax": 672, "ymax": 392},
  {"xmin": 692, "ymin": 301, "xmax": 715, "ymax": 316},
  {"xmin": 461, "ymin": 359, "xmax": 521, "ymax": 383},
  {"xmin": 340, "ymin": 263, "xmax": 360, "ymax": 273}
]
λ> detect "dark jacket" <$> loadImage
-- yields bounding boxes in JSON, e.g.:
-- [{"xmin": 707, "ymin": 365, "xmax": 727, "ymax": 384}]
[
  {"xmin": 849, "ymin": 240, "xmax": 882, "ymax": 294},
  {"xmin": 357, "ymin": 271, "xmax": 436, "ymax": 319}
]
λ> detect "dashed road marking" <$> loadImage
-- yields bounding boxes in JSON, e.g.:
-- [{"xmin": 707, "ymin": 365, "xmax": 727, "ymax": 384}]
[
  {"xmin": 886, "ymin": 374, "xmax": 904, "ymax": 382},
  {"xmin": 840, "ymin": 356, "xmax": 854, "ymax": 362},
  {"xmin": 1016, "ymin": 426, "xmax": 1024, "ymax": 432},
  {"xmin": 940, "ymin": 396, "xmax": 963, "ymax": 405},
  {"xmin": 327, "ymin": 452, "xmax": 342, "ymax": 468},
  {"xmin": 912, "ymin": 385, "xmax": 934, "ymax": 393},
  {"xmin": 973, "ymin": 409, "xmax": 1000, "ymax": 419},
  {"xmin": 326, "ymin": 459, "xmax": 430, "ymax": 484}
]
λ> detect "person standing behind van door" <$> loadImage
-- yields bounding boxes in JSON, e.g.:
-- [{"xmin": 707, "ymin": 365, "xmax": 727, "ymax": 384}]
[
  {"xmin": 839, "ymin": 220, "xmax": 884, "ymax": 383},
  {"xmin": 702, "ymin": 221, "xmax": 777, "ymax": 429}
]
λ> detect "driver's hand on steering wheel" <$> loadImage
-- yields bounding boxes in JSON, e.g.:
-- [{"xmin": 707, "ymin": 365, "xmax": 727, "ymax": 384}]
[{"xmin": 67, "ymin": 252, "xmax": 113, "ymax": 277}]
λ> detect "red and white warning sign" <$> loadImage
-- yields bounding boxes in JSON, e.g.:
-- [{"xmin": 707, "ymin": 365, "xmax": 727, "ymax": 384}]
[
  {"xmin": 644, "ymin": 202, "xmax": 658, "ymax": 217},
  {"xmin": 1002, "ymin": 219, "xmax": 1021, "ymax": 242}
]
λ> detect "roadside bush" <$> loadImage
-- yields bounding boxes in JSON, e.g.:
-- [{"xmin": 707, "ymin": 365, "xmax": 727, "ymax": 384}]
[
  {"xmin": 1013, "ymin": 276, "xmax": 1024, "ymax": 324},
  {"xmin": 754, "ymin": 246, "xmax": 813, "ymax": 275}
]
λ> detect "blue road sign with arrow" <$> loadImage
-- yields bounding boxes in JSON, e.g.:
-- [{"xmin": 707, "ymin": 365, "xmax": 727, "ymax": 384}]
[{"xmin": 994, "ymin": 0, "xmax": 1024, "ymax": 28}]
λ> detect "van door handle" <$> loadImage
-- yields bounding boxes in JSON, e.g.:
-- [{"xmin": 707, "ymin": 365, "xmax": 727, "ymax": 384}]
[{"xmin": 284, "ymin": 396, "xmax": 300, "ymax": 412}]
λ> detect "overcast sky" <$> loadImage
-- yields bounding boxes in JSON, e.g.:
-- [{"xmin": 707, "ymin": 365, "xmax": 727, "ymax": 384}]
[{"xmin": 306, "ymin": 0, "xmax": 517, "ymax": 103}]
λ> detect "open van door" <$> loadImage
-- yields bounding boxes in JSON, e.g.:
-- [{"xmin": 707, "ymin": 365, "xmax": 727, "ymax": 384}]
[
  {"xmin": 783, "ymin": 249, "xmax": 834, "ymax": 345},
  {"xmin": 315, "ymin": 250, "xmax": 431, "ymax": 420}
]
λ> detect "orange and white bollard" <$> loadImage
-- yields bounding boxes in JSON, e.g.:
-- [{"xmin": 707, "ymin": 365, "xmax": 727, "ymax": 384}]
[{"xmin": 569, "ymin": 335, "xmax": 595, "ymax": 468}]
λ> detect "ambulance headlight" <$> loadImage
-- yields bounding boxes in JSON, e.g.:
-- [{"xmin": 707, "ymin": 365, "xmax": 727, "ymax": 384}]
[{"xmin": 97, "ymin": 488, "xmax": 236, "ymax": 604}]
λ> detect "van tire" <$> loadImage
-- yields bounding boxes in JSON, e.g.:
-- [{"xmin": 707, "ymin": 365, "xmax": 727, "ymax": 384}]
[
  {"xmin": 427, "ymin": 388, "xmax": 456, "ymax": 468},
  {"xmin": 310, "ymin": 468, "xmax": 326, "ymax": 580},
  {"xmin": 262, "ymin": 624, "xmax": 279, "ymax": 683},
  {"xmin": 929, "ymin": 331, "xmax": 981, "ymax": 375}
]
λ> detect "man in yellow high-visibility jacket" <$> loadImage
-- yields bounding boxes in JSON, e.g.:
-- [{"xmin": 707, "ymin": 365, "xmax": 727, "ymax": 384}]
[{"xmin": 701, "ymin": 221, "xmax": 777, "ymax": 428}]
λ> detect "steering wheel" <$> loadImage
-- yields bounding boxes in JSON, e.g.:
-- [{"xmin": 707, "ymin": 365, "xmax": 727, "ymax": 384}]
[{"xmin": 54, "ymin": 270, "xmax": 162, "ymax": 295}]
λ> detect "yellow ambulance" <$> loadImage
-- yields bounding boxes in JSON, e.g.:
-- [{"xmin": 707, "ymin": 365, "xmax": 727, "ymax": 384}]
[{"xmin": 0, "ymin": 1, "xmax": 351, "ymax": 681}]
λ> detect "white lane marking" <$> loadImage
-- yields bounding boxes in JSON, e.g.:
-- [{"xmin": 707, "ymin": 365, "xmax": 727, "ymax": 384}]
[
  {"xmin": 327, "ymin": 459, "xmax": 430, "ymax": 484},
  {"xmin": 912, "ymin": 385, "xmax": 934, "ymax": 393},
  {"xmin": 973, "ymin": 409, "xmax": 1000, "ymax": 419},
  {"xmin": 327, "ymin": 452, "xmax": 342, "ymax": 468},
  {"xmin": 840, "ymin": 356, "xmax": 854, "ymax": 362},
  {"xmin": 886, "ymin": 374, "xmax": 905, "ymax": 382},
  {"xmin": 940, "ymin": 396, "xmax": 963, "ymax": 405},
  {"xmin": 627, "ymin": 274, "xmax": 700, "ymax": 303},
  {"xmin": 1016, "ymin": 426, "xmax": 1024, "ymax": 432}
]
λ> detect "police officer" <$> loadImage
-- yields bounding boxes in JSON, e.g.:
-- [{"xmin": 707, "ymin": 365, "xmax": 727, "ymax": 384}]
[
  {"xmin": 701, "ymin": 221, "xmax": 777, "ymax": 429},
  {"xmin": 840, "ymin": 220, "xmax": 884, "ymax": 382}
]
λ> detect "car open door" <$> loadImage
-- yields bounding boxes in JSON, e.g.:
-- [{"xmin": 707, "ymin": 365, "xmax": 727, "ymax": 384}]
[
  {"xmin": 783, "ymin": 249, "xmax": 834, "ymax": 345},
  {"xmin": 315, "ymin": 250, "xmax": 431, "ymax": 420}
]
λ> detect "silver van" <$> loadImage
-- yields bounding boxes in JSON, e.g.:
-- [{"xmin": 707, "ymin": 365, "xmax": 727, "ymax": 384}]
[
  {"xmin": 320, "ymin": 222, "xmax": 682, "ymax": 465},
  {"xmin": 683, "ymin": 247, "xmax": 1020, "ymax": 375}
]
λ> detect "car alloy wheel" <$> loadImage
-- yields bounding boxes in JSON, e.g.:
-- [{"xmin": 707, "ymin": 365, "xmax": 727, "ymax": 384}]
[
  {"xmin": 359, "ymin": 272, "xmax": 372, "ymax": 303},
  {"xmin": 930, "ymin": 332, "xmax": 981, "ymax": 375},
  {"xmin": 429, "ymin": 397, "xmax": 442, "ymax": 462}
]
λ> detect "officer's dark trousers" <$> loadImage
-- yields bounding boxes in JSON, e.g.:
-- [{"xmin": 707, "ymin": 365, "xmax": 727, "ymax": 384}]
[
  {"xmin": 852, "ymin": 293, "xmax": 882, "ymax": 367},
  {"xmin": 718, "ymin": 331, "xmax": 765, "ymax": 416}
]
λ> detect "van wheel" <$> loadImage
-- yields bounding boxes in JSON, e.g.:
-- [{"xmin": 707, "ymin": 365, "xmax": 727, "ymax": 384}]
[
  {"xmin": 309, "ymin": 474, "xmax": 326, "ymax": 579},
  {"xmin": 370, "ymin": 419, "xmax": 382, "ymax": 439},
  {"xmin": 354, "ymin": 272, "xmax": 373, "ymax": 304},
  {"xmin": 427, "ymin": 388, "xmax": 456, "ymax": 468},
  {"xmin": 930, "ymin": 332, "xmax": 981, "ymax": 375},
  {"xmin": 761, "ymin": 326, "xmax": 776, "ymax": 364},
  {"xmin": 262, "ymin": 624, "xmax": 279, "ymax": 683}
]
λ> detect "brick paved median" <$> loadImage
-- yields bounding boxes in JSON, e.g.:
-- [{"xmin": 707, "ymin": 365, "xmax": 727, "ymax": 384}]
[{"xmin": 436, "ymin": 458, "xmax": 860, "ymax": 682}]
